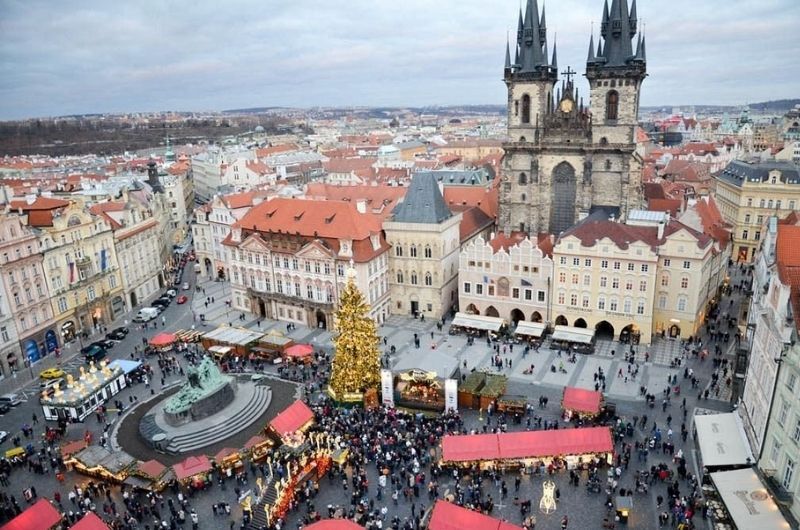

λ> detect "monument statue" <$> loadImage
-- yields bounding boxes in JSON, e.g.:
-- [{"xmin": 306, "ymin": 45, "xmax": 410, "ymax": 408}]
[{"xmin": 163, "ymin": 356, "xmax": 237, "ymax": 426}]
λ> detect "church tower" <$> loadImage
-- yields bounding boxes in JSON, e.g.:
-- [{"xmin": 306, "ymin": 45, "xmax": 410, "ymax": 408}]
[
  {"xmin": 585, "ymin": 0, "xmax": 646, "ymax": 216},
  {"xmin": 500, "ymin": 0, "xmax": 558, "ymax": 235},
  {"xmin": 499, "ymin": 0, "xmax": 646, "ymax": 237}
]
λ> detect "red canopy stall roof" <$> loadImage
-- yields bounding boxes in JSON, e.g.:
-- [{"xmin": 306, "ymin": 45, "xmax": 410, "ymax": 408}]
[
  {"xmin": 562, "ymin": 387, "xmax": 603, "ymax": 414},
  {"xmin": 70, "ymin": 512, "xmax": 111, "ymax": 530},
  {"xmin": 0, "ymin": 499, "xmax": 62, "ymax": 530},
  {"xmin": 61, "ymin": 439, "xmax": 88, "ymax": 458},
  {"xmin": 441, "ymin": 427, "xmax": 614, "ymax": 463},
  {"xmin": 284, "ymin": 343, "xmax": 314, "ymax": 358},
  {"xmin": 428, "ymin": 500, "xmax": 524, "ymax": 530},
  {"xmin": 214, "ymin": 447, "xmax": 240, "ymax": 461},
  {"xmin": 304, "ymin": 520, "xmax": 363, "ymax": 530},
  {"xmin": 137, "ymin": 459, "xmax": 166, "ymax": 478},
  {"xmin": 269, "ymin": 399, "xmax": 314, "ymax": 436},
  {"xmin": 244, "ymin": 435, "xmax": 268, "ymax": 450},
  {"xmin": 173, "ymin": 455, "xmax": 212, "ymax": 481},
  {"xmin": 149, "ymin": 332, "xmax": 176, "ymax": 347}
]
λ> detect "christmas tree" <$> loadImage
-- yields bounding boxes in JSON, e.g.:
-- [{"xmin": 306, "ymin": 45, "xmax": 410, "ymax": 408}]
[{"xmin": 328, "ymin": 270, "xmax": 381, "ymax": 400}]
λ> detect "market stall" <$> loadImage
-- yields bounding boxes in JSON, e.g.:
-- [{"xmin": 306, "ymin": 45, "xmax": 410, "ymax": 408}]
[
  {"xmin": 551, "ymin": 325, "xmax": 596, "ymax": 354},
  {"xmin": 304, "ymin": 521, "xmax": 363, "ymax": 530},
  {"xmin": 252, "ymin": 330, "xmax": 295, "ymax": 361},
  {"xmin": 449, "ymin": 312, "xmax": 506, "ymax": 338},
  {"xmin": 496, "ymin": 395, "xmax": 527, "ymax": 415},
  {"xmin": 243, "ymin": 435, "xmax": 273, "ymax": 463},
  {"xmin": 514, "ymin": 321, "xmax": 547, "ymax": 344},
  {"xmin": 127, "ymin": 459, "xmax": 173, "ymax": 492},
  {"xmin": 441, "ymin": 426, "xmax": 614, "ymax": 471},
  {"xmin": 149, "ymin": 332, "xmax": 176, "ymax": 350},
  {"xmin": 60, "ymin": 439, "xmax": 88, "ymax": 459},
  {"xmin": 214, "ymin": 447, "xmax": 244, "ymax": 475},
  {"xmin": 0, "ymin": 499, "xmax": 62, "ymax": 530},
  {"xmin": 427, "ymin": 500, "xmax": 524, "ymax": 530},
  {"xmin": 284, "ymin": 343, "xmax": 314, "ymax": 364},
  {"xmin": 70, "ymin": 512, "xmax": 111, "ymax": 530},
  {"xmin": 66, "ymin": 445, "xmax": 135, "ymax": 483},
  {"xmin": 107, "ymin": 359, "xmax": 144, "ymax": 383},
  {"xmin": 201, "ymin": 326, "xmax": 265, "ymax": 358},
  {"xmin": 209, "ymin": 345, "xmax": 233, "ymax": 362},
  {"xmin": 457, "ymin": 372, "xmax": 507, "ymax": 410},
  {"xmin": 173, "ymin": 455, "xmax": 213, "ymax": 490},
  {"xmin": 268, "ymin": 399, "xmax": 315, "ymax": 447},
  {"xmin": 694, "ymin": 412, "xmax": 753, "ymax": 471},
  {"xmin": 40, "ymin": 360, "xmax": 126, "ymax": 422},
  {"xmin": 710, "ymin": 468, "xmax": 791, "ymax": 530},
  {"xmin": 394, "ymin": 369, "xmax": 445, "ymax": 412},
  {"xmin": 562, "ymin": 387, "xmax": 603, "ymax": 421}
]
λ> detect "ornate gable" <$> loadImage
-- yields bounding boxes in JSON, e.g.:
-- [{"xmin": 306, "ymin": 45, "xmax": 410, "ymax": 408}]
[
  {"xmin": 296, "ymin": 239, "xmax": 335, "ymax": 260},
  {"xmin": 240, "ymin": 233, "xmax": 270, "ymax": 252}
]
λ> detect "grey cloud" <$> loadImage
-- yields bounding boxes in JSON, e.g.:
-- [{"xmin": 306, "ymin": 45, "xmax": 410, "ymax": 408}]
[{"xmin": 0, "ymin": 0, "xmax": 798, "ymax": 119}]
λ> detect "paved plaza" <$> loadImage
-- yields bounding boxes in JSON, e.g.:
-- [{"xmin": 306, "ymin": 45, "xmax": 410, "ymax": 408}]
[{"xmin": 0, "ymin": 263, "xmax": 753, "ymax": 529}]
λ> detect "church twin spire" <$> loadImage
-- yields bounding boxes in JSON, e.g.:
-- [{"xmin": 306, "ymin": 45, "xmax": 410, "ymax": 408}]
[
  {"xmin": 504, "ymin": 0, "xmax": 556, "ymax": 77},
  {"xmin": 587, "ymin": 0, "xmax": 646, "ymax": 68}
]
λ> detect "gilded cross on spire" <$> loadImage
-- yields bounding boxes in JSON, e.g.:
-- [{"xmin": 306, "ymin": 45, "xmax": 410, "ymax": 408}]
[{"xmin": 561, "ymin": 66, "xmax": 577, "ymax": 83}]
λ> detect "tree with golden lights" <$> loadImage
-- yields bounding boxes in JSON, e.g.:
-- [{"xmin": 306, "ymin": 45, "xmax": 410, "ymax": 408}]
[{"xmin": 328, "ymin": 271, "xmax": 381, "ymax": 400}]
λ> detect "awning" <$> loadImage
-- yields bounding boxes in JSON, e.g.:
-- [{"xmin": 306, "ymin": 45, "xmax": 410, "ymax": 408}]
[
  {"xmin": 285, "ymin": 344, "xmax": 314, "ymax": 358},
  {"xmin": 149, "ymin": 332, "xmax": 176, "ymax": 347},
  {"xmin": 694, "ymin": 412, "xmax": 753, "ymax": 468},
  {"xmin": 711, "ymin": 468, "xmax": 791, "ymax": 530},
  {"xmin": 70, "ymin": 512, "xmax": 110, "ymax": 530},
  {"xmin": 451, "ymin": 312, "xmax": 505, "ymax": 332},
  {"xmin": 514, "ymin": 321, "xmax": 546, "ymax": 338},
  {"xmin": 269, "ymin": 399, "xmax": 315, "ymax": 437},
  {"xmin": 108, "ymin": 359, "xmax": 142, "ymax": 375},
  {"xmin": 209, "ymin": 345, "xmax": 232, "ymax": 354},
  {"xmin": 304, "ymin": 521, "xmax": 364, "ymax": 530},
  {"xmin": 136, "ymin": 459, "xmax": 166, "ymax": 478},
  {"xmin": 0, "ymin": 499, "xmax": 61, "ymax": 530},
  {"xmin": 442, "ymin": 426, "xmax": 613, "ymax": 463},
  {"xmin": 202, "ymin": 326, "xmax": 264, "ymax": 346},
  {"xmin": 428, "ymin": 500, "xmax": 524, "ymax": 530},
  {"xmin": 551, "ymin": 325, "xmax": 594, "ymax": 344},
  {"xmin": 173, "ymin": 455, "xmax": 212, "ymax": 481},
  {"xmin": 562, "ymin": 387, "xmax": 603, "ymax": 414}
]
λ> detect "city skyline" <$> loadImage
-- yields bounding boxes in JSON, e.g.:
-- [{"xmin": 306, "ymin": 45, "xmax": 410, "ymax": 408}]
[{"xmin": 0, "ymin": 0, "xmax": 798, "ymax": 120}]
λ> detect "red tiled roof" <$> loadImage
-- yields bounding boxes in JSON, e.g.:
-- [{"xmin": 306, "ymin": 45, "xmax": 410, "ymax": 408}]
[
  {"xmin": 489, "ymin": 231, "xmax": 528, "ymax": 252},
  {"xmin": 323, "ymin": 157, "xmax": 377, "ymax": 174},
  {"xmin": 443, "ymin": 185, "xmax": 498, "ymax": 219},
  {"xmin": 0, "ymin": 499, "xmax": 61, "ymax": 530},
  {"xmin": 305, "ymin": 183, "xmax": 407, "ymax": 219},
  {"xmin": 643, "ymin": 181, "xmax": 667, "ymax": 200},
  {"xmin": 269, "ymin": 400, "xmax": 314, "ymax": 437},
  {"xmin": 428, "ymin": 500, "xmax": 524, "ymax": 530},
  {"xmin": 256, "ymin": 144, "xmax": 298, "ymax": 158},
  {"xmin": 89, "ymin": 201, "xmax": 126, "ymax": 229},
  {"xmin": 450, "ymin": 205, "xmax": 493, "ymax": 243},
  {"xmin": 9, "ymin": 196, "xmax": 70, "ymax": 210},
  {"xmin": 70, "ymin": 512, "xmax": 110, "ymax": 530},
  {"xmin": 561, "ymin": 218, "xmax": 660, "ymax": 251},
  {"xmin": 222, "ymin": 190, "xmax": 269, "ymax": 210},
  {"xmin": 777, "ymin": 224, "xmax": 800, "ymax": 331},
  {"xmin": 648, "ymin": 198, "xmax": 682, "ymax": 216}
]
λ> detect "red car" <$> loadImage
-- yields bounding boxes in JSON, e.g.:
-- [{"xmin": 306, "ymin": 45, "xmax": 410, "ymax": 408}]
[{"xmin": 176, "ymin": 295, "xmax": 188, "ymax": 304}]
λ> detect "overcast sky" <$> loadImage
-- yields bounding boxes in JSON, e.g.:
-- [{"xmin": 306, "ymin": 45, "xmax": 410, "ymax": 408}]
[{"xmin": 0, "ymin": 0, "xmax": 798, "ymax": 120}]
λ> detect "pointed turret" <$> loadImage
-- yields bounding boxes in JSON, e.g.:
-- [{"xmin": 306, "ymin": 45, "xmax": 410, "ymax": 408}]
[
  {"xmin": 594, "ymin": 0, "xmax": 637, "ymax": 67},
  {"xmin": 639, "ymin": 34, "xmax": 646, "ymax": 61},
  {"xmin": 539, "ymin": 3, "xmax": 547, "ymax": 45},
  {"xmin": 505, "ymin": 38, "xmax": 512, "ymax": 72},
  {"xmin": 600, "ymin": 0, "xmax": 610, "ymax": 37},
  {"xmin": 517, "ymin": 9, "xmax": 524, "ymax": 43},
  {"xmin": 551, "ymin": 38, "xmax": 558, "ymax": 70},
  {"xmin": 516, "ymin": 0, "xmax": 549, "ymax": 74},
  {"xmin": 587, "ymin": 33, "xmax": 596, "ymax": 62},
  {"xmin": 629, "ymin": 0, "xmax": 638, "ymax": 35}
]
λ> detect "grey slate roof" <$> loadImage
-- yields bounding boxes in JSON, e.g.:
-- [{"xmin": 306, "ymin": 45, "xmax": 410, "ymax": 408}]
[
  {"xmin": 716, "ymin": 160, "xmax": 800, "ymax": 188},
  {"xmin": 588, "ymin": 0, "xmax": 644, "ymax": 69},
  {"xmin": 391, "ymin": 172, "xmax": 452, "ymax": 224},
  {"xmin": 416, "ymin": 168, "xmax": 492, "ymax": 186}
]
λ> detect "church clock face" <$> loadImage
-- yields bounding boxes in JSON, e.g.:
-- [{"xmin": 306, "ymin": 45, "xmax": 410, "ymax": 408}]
[{"xmin": 559, "ymin": 99, "xmax": 574, "ymax": 113}]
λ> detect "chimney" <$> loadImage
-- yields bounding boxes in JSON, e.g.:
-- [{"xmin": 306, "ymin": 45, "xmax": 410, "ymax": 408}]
[
  {"xmin": 657, "ymin": 220, "xmax": 665, "ymax": 240},
  {"xmin": 356, "ymin": 199, "xmax": 367, "ymax": 213}
]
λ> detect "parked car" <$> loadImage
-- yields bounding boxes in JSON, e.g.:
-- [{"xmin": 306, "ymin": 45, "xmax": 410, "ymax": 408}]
[
  {"xmin": 152, "ymin": 299, "xmax": 169, "ymax": 309},
  {"xmin": 182, "ymin": 282, "xmax": 190, "ymax": 290},
  {"xmin": 0, "ymin": 403, "xmax": 10, "ymax": 415},
  {"xmin": 176, "ymin": 295, "xmax": 188, "ymax": 304},
  {"xmin": 0, "ymin": 431, "xmax": 7, "ymax": 444},
  {"xmin": 81, "ymin": 344, "xmax": 107, "ymax": 362},
  {"xmin": 90, "ymin": 339, "xmax": 115, "ymax": 350},
  {"xmin": 165, "ymin": 289, "xmax": 177, "ymax": 298},
  {"xmin": 134, "ymin": 307, "xmax": 159, "ymax": 322},
  {"xmin": 0, "ymin": 394, "xmax": 23, "ymax": 407},
  {"xmin": 39, "ymin": 367, "xmax": 65, "ymax": 379},
  {"xmin": 106, "ymin": 328, "xmax": 127, "ymax": 341}
]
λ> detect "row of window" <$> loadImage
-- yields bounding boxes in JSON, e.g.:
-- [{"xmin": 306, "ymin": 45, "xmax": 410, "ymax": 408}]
[
  {"xmin": 394, "ymin": 245, "xmax": 433, "ymax": 258},
  {"xmin": 2, "ymin": 244, "xmax": 37, "ymax": 264},
  {"xmin": 558, "ymin": 256, "xmax": 657, "ymax": 271},
  {"xmin": 464, "ymin": 281, "xmax": 547, "ymax": 302},
  {"xmin": 745, "ymin": 197, "xmax": 795, "ymax": 209},
  {"xmin": 397, "ymin": 271, "xmax": 433, "ymax": 286},
  {"xmin": 465, "ymin": 260, "xmax": 541, "ymax": 274}
]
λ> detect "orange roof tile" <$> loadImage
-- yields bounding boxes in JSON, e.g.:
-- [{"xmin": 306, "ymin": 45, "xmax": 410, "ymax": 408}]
[{"xmin": 443, "ymin": 186, "xmax": 498, "ymax": 219}]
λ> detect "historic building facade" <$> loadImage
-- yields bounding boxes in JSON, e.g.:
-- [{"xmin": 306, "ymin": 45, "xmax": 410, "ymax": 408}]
[{"xmin": 499, "ymin": 0, "xmax": 645, "ymax": 236}]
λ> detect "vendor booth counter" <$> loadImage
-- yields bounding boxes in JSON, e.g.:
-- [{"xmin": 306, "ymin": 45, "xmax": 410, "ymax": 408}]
[
  {"xmin": 441, "ymin": 426, "xmax": 614, "ymax": 471},
  {"xmin": 562, "ymin": 386, "xmax": 603, "ymax": 421},
  {"xmin": 201, "ymin": 326, "xmax": 265, "ymax": 359}
]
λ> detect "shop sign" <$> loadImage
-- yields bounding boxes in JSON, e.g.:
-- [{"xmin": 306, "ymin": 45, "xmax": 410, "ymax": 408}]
[
  {"xmin": 381, "ymin": 369, "xmax": 394, "ymax": 408},
  {"xmin": 445, "ymin": 378, "xmax": 458, "ymax": 413}
]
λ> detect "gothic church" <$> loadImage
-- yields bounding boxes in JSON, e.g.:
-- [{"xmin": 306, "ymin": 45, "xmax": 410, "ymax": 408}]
[{"xmin": 499, "ymin": 0, "xmax": 646, "ymax": 236}]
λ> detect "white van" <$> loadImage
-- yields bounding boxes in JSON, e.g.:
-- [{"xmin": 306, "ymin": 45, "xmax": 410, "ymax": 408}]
[{"xmin": 134, "ymin": 307, "xmax": 159, "ymax": 322}]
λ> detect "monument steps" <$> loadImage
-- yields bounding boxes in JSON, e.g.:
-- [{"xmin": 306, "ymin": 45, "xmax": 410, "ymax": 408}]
[
  {"xmin": 249, "ymin": 475, "xmax": 279, "ymax": 529},
  {"xmin": 163, "ymin": 384, "xmax": 272, "ymax": 454}
]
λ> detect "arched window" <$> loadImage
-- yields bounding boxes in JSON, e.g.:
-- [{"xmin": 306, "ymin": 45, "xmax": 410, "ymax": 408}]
[
  {"xmin": 410, "ymin": 271, "xmax": 418, "ymax": 285},
  {"xmin": 521, "ymin": 94, "xmax": 531, "ymax": 124},
  {"xmin": 395, "ymin": 245, "xmax": 403, "ymax": 257},
  {"xmin": 424, "ymin": 273, "xmax": 432, "ymax": 286},
  {"xmin": 424, "ymin": 246, "xmax": 432, "ymax": 258},
  {"xmin": 606, "ymin": 91, "xmax": 619, "ymax": 120},
  {"xmin": 521, "ymin": 193, "xmax": 526, "ymax": 201},
  {"xmin": 514, "ymin": 101, "xmax": 519, "ymax": 116},
  {"xmin": 605, "ymin": 159, "xmax": 612, "ymax": 170},
  {"xmin": 519, "ymin": 172, "xmax": 527, "ymax": 185},
  {"xmin": 410, "ymin": 245, "xmax": 417, "ymax": 258},
  {"xmin": 396, "ymin": 271, "xmax": 404, "ymax": 283}
]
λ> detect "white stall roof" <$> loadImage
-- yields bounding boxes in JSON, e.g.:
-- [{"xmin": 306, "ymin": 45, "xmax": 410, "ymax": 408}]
[
  {"xmin": 451, "ymin": 312, "xmax": 505, "ymax": 332},
  {"xmin": 202, "ymin": 326, "xmax": 264, "ymax": 346},
  {"xmin": 514, "ymin": 321, "xmax": 546, "ymax": 338},
  {"xmin": 710, "ymin": 468, "xmax": 791, "ymax": 530},
  {"xmin": 694, "ymin": 412, "xmax": 754, "ymax": 468},
  {"xmin": 551, "ymin": 325, "xmax": 595, "ymax": 344}
]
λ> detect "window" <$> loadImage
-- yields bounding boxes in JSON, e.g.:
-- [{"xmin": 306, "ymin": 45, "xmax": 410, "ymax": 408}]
[
  {"xmin": 537, "ymin": 291, "xmax": 545, "ymax": 302},
  {"xmin": 793, "ymin": 418, "xmax": 800, "ymax": 444},
  {"xmin": 573, "ymin": 258, "xmax": 580, "ymax": 266},
  {"xmin": 410, "ymin": 245, "xmax": 417, "ymax": 258},
  {"xmin": 601, "ymin": 260, "xmax": 608, "ymax": 269},
  {"xmin": 585, "ymin": 259, "xmax": 592, "ymax": 266},
  {"xmin": 622, "ymin": 299, "xmax": 631, "ymax": 313},
  {"xmin": 625, "ymin": 280, "xmax": 633, "ymax": 291},
  {"xmin": 283, "ymin": 257, "xmax": 289, "ymax": 269},
  {"xmin": 424, "ymin": 246, "xmax": 432, "ymax": 258},
  {"xmin": 681, "ymin": 277, "xmax": 689, "ymax": 289},
  {"xmin": 663, "ymin": 258, "xmax": 671, "ymax": 267},
  {"xmin": 571, "ymin": 274, "xmax": 579, "ymax": 285},
  {"xmin": 682, "ymin": 261, "xmax": 691, "ymax": 269},
  {"xmin": 583, "ymin": 275, "xmax": 591, "ymax": 286},
  {"xmin": 0, "ymin": 326, "xmax": 7, "ymax": 341},
  {"xmin": 424, "ymin": 273, "xmax": 432, "ymax": 286},
  {"xmin": 395, "ymin": 246, "xmax": 403, "ymax": 257},
  {"xmin": 305, "ymin": 261, "xmax": 311, "ymax": 273},
  {"xmin": 337, "ymin": 264, "xmax": 345, "ymax": 276},
  {"xmin": 397, "ymin": 272, "xmax": 404, "ymax": 284},
  {"xmin": 570, "ymin": 294, "xmax": 578, "ymax": 306},
  {"xmin": 639, "ymin": 281, "xmax": 647, "ymax": 292},
  {"xmin": 783, "ymin": 458, "xmax": 795, "ymax": 489},
  {"xmin": 324, "ymin": 263, "xmax": 331, "ymax": 275},
  {"xmin": 598, "ymin": 297, "xmax": 606, "ymax": 310},
  {"xmin": 641, "ymin": 264, "xmax": 649, "ymax": 272},
  {"xmin": 755, "ymin": 231, "xmax": 761, "ymax": 241},
  {"xmin": 600, "ymin": 276, "xmax": 608, "ymax": 288},
  {"xmin": 760, "ymin": 199, "xmax": 765, "ymax": 208},
  {"xmin": 661, "ymin": 274, "xmax": 669, "ymax": 287},
  {"xmin": 606, "ymin": 90, "xmax": 619, "ymax": 120},
  {"xmin": 512, "ymin": 287, "xmax": 519, "ymax": 299},
  {"xmin": 788, "ymin": 374, "xmax": 797, "ymax": 392},
  {"xmin": 747, "ymin": 198, "xmax": 753, "ymax": 207},
  {"xmin": 677, "ymin": 297, "xmax": 687, "ymax": 312},
  {"xmin": 560, "ymin": 256, "xmax": 567, "ymax": 265},
  {"xmin": 744, "ymin": 214, "xmax": 751, "ymax": 224},
  {"xmin": 613, "ymin": 261, "xmax": 621, "ymax": 270},
  {"xmin": 627, "ymin": 263, "xmax": 635, "ymax": 271},
  {"xmin": 521, "ymin": 94, "xmax": 531, "ymax": 124},
  {"xmin": 637, "ymin": 300, "xmax": 645, "ymax": 315},
  {"xmin": 276, "ymin": 278, "xmax": 283, "ymax": 292},
  {"xmin": 88, "ymin": 286, "xmax": 96, "ymax": 300},
  {"xmin": 463, "ymin": 282, "xmax": 471, "ymax": 293},
  {"xmin": 476, "ymin": 284, "xmax": 483, "ymax": 295},
  {"xmin": 658, "ymin": 295, "xmax": 667, "ymax": 309},
  {"xmin": 294, "ymin": 283, "xmax": 301, "ymax": 297},
  {"xmin": 610, "ymin": 299, "xmax": 618, "ymax": 311},
  {"xmin": 771, "ymin": 439, "xmax": 783, "ymax": 464},
  {"xmin": 519, "ymin": 173, "xmax": 527, "ymax": 185},
  {"xmin": 307, "ymin": 285, "xmax": 314, "ymax": 299},
  {"xmin": 557, "ymin": 291, "xmax": 565, "ymax": 305},
  {"xmin": 582, "ymin": 296, "xmax": 590, "ymax": 308},
  {"xmin": 612, "ymin": 278, "xmax": 619, "ymax": 289},
  {"xmin": 559, "ymin": 272, "xmax": 566, "ymax": 284},
  {"xmin": 525, "ymin": 289, "xmax": 533, "ymax": 300}
]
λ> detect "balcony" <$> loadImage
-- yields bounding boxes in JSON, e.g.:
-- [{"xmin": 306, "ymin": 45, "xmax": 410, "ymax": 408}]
[
  {"xmin": 75, "ymin": 256, "xmax": 91, "ymax": 266},
  {"xmin": 247, "ymin": 287, "xmax": 334, "ymax": 311},
  {"xmin": 763, "ymin": 473, "xmax": 794, "ymax": 506}
]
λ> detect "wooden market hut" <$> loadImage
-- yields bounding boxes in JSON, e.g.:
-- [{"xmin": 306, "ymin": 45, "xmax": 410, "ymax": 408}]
[
  {"xmin": 268, "ymin": 399, "xmax": 315, "ymax": 447},
  {"xmin": 457, "ymin": 372, "xmax": 507, "ymax": 410},
  {"xmin": 66, "ymin": 445, "xmax": 136, "ymax": 483},
  {"xmin": 201, "ymin": 326, "xmax": 265, "ymax": 359}
]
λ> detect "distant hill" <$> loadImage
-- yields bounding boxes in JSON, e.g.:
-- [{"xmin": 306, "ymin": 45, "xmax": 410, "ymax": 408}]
[
  {"xmin": 642, "ymin": 99, "xmax": 800, "ymax": 115},
  {"xmin": 747, "ymin": 99, "xmax": 800, "ymax": 112}
]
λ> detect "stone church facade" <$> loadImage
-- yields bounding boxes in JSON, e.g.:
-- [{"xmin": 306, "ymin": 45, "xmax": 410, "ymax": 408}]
[{"xmin": 499, "ymin": 0, "xmax": 646, "ymax": 236}]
